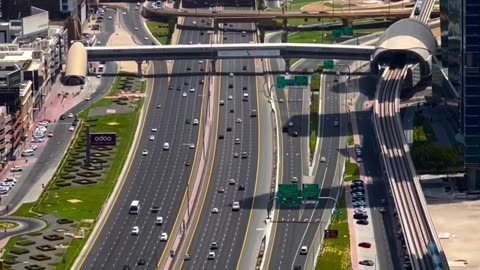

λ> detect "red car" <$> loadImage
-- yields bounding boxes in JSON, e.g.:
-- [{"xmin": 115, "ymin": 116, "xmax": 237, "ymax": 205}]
[{"xmin": 358, "ymin": 242, "xmax": 371, "ymax": 248}]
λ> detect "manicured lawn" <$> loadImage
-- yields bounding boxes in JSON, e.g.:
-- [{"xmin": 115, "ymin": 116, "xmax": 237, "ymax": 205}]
[
  {"xmin": 315, "ymin": 193, "xmax": 350, "ymax": 270},
  {"xmin": 310, "ymin": 91, "xmax": 320, "ymax": 156},
  {"xmin": 287, "ymin": 0, "xmax": 324, "ymax": 10},
  {"xmin": 285, "ymin": 18, "xmax": 341, "ymax": 27},
  {"xmin": 146, "ymin": 21, "xmax": 170, "ymax": 45},
  {"xmin": 344, "ymin": 160, "xmax": 359, "ymax": 182},
  {"xmin": 288, "ymin": 28, "xmax": 385, "ymax": 44},
  {"xmin": 347, "ymin": 135, "xmax": 354, "ymax": 147},
  {"xmin": 323, "ymin": 2, "xmax": 344, "ymax": 8}
]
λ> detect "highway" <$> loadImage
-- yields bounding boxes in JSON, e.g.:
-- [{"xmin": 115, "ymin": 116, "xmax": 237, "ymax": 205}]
[
  {"xmin": 79, "ymin": 5, "xmax": 208, "ymax": 269},
  {"xmin": 264, "ymin": 29, "xmax": 346, "ymax": 269},
  {"xmin": 181, "ymin": 4, "xmax": 260, "ymax": 270}
]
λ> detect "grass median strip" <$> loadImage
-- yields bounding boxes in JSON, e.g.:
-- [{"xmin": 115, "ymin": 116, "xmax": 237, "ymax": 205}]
[
  {"xmin": 309, "ymin": 75, "xmax": 320, "ymax": 156},
  {"xmin": 315, "ymin": 193, "xmax": 350, "ymax": 270},
  {"xmin": 146, "ymin": 21, "xmax": 171, "ymax": 45},
  {"xmin": 5, "ymin": 73, "xmax": 145, "ymax": 270}
]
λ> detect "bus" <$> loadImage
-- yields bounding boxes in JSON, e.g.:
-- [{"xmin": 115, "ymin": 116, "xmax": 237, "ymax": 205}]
[{"xmin": 129, "ymin": 200, "xmax": 140, "ymax": 214}]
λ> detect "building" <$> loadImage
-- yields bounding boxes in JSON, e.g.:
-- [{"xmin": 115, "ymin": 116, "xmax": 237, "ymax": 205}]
[
  {"xmin": 0, "ymin": 0, "xmax": 31, "ymax": 21},
  {"xmin": 0, "ymin": 106, "xmax": 12, "ymax": 167},
  {"xmin": 441, "ymin": 0, "xmax": 480, "ymax": 189}
]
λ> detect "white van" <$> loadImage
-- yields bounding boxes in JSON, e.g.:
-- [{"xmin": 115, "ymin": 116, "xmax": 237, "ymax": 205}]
[
  {"xmin": 21, "ymin": 149, "xmax": 34, "ymax": 157},
  {"xmin": 163, "ymin": 142, "xmax": 170, "ymax": 150},
  {"xmin": 243, "ymin": 93, "xmax": 249, "ymax": 101},
  {"xmin": 129, "ymin": 200, "xmax": 140, "ymax": 214}
]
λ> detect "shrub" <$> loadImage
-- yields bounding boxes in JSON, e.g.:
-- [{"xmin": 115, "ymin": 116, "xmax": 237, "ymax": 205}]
[
  {"xmin": 73, "ymin": 179, "xmax": 97, "ymax": 185},
  {"xmin": 16, "ymin": 240, "xmax": 35, "ymax": 246},
  {"xmin": 43, "ymin": 234, "xmax": 64, "ymax": 241},
  {"xmin": 27, "ymin": 231, "xmax": 42, "ymax": 237},
  {"xmin": 68, "ymin": 161, "xmax": 82, "ymax": 166},
  {"xmin": 25, "ymin": 265, "xmax": 46, "ymax": 270},
  {"xmin": 56, "ymin": 219, "xmax": 74, "ymax": 225},
  {"xmin": 55, "ymin": 182, "xmax": 71, "ymax": 187},
  {"xmin": 36, "ymin": 245, "xmax": 56, "ymax": 252},
  {"xmin": 10, "ymin": 247, "xmax": 29, "ymax": 255},
  {"xmin": 60, "ymin": 174, "xmax": 75, "ymax": 180},
  {"xmin": 77, "ymin": 171, "xmax": 101, "ymax": 178},
  {"xmin": 63, "ymin": 167, "xmax": 79, "ymax": 173},
  {"xmin": 3, "ymin": 257, "xmax": 17, "ymax": 265},
  {"xmin": 29, "ymin": 254, "xmax": 51, "ymax": 261},
  {"xmin": 80, "ymin": 166, "xmax": 102, "ymax": 171}
]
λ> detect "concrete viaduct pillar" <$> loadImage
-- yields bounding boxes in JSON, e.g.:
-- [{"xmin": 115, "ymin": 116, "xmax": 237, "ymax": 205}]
[
  {"xmin": 136, "ymin": 61, "xmax": 143, "ymax": 78},
  {"xmin": 342, "ymin": 18, "xmax": 353, "ymax": 28},
  {"xmin": 210, "ymin": 59, "xmax": 216, "ymax": 74}
]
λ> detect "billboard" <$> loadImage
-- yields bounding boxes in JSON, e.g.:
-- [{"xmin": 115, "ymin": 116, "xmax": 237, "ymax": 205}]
[
  {"xmin": 90, "ymin": 133, "xmax": 117, "ymax": 146},
  {"xmin": 22, "ymin": 9, "xmax": 49, "ymax": 37}
]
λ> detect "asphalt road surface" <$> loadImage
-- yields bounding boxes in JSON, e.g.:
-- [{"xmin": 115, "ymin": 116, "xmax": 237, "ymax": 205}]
[
  {"xmin": 182, "ymin": 13, "xmax": 260, "ymax": 270},
  {"xmin": 80, "ymin": 7, "xmax": 207, "ymax": 270}
]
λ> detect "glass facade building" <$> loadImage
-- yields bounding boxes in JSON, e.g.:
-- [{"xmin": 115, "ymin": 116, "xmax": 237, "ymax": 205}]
[{"xmin": 463, "ymin": 0, "xmax": 480, "ymax": 188}]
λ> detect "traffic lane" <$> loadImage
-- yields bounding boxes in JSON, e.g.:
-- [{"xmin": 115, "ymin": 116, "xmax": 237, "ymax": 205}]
[
  {"xmin": 183, "ymin": 30, "xmax": 258, "ymax": 270},
  {"xmin": 354, "ymin": 83, "xmax": 399, "ymax": 270},
  {"xmin": 81, "ymin": 29, "xmax": 203, "ymax": 269},
  {"xmin": 99, "ymin": 31, "xmax": 207, "ymax": 267}
]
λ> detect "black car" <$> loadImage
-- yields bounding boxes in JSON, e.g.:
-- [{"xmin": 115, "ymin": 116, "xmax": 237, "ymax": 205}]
[
  {"xmin": 123, "ymin": 266, "xmax": 130, "ymax": 270},
  {"xmin": 229, "ymin": 84, "xmax": 233, "ymax": 88},
  {"xmin": 210, "ymin": 242, "xmax": 218, "ymax": 249},
  {"xmin": 226, "ymin": 127, "xmax": 232, "ymax": 132},
  {"xmin": 199, "ymin": 79, "xmax": 204, "ymax": 85},
  {"xmin": 242, "ymin": 86, "xmax": 247, "ymax": 90},
  {"xmin": 150, "ymin": 206, "xmax": 160, "ymax": 213},
  {"xmin": 184, "ymin": 81, "xmax": 189, "ymax": 85},
  {"xmin": 168, "ymin": 85, "xmax": 173, "ymax": 90},
  {"xmin": 185, "ymin": 162, "xmax": 191, "ymax": 167},
  {"xmin": 72, "ymin": 121, "xmax": 78, "ymax": 127},
  {"xmin": 185, "ymin": 119, "xmax": 191, "ymax": 124},
  {"xmin": 238, "ymin": 185, "xmax": 245, "ymax": 191},
  {"xmin": 353, "ymin": 213, "xmax": 368, "ymax": 220},
  {"xmin": 242, "ymin": 65, "xmax": 247, "ymax": 71},
  {"xmin": 230, "ymin": 109, "xmax": 234, "ymax": 113},
  {"xmin": 137, "ymin": 259, "xmax": 145, "ymax": 265},
  {"xmin": 218, "ymin": 135, "xmax": 224, "ymax": 139},
  {"xmin": 356, "ymin": 219, "xmax": 368, "ymax": 225},
  {"xmin": 292, "ymin": 131, "xmax": 298, "ymax": 137},
  {"xmin": 59, "ymin": 114, "xmax": 66, "ymax": 120},
  {"xmin": 241, "ymin": 152, "xmax": 248, "ymax": 159}
]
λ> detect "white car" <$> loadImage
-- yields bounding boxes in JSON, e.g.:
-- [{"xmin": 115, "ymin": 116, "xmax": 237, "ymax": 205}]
[
  {"xmin": 320, "ymin": 157, "xmax": 326, "ymax": 162},
  {"xmin": 134, "ymin": 27, "xmax": 138, "ymax": 30},
  {"xmin": 182, "ymin": 92, "xmax": 187, "ymax": 97},
  {"xmin": 228, "ymin": 178, "xmax": 236, "ymax": 185},
  {"xmin": 69, "ymin": 126, "xmax": 75, "ymax": 131},
  {"xmin": 131, "ymin": 226, "xmax": 140, "ymax": 235},
  {"xmin": 207, "ymin": 251, "xmax": 215, "ymax": 260},
  {"xmin": 189, "ymin": 87, "xmax": 195, "ymax": 92},
  {"xmin": 193, "ymin": 119, "xmax": 199, "ymax": 125},
  {"xmin": 156, "ymin": 216, "xmax": 163, "ymax": 225},
  {"xmin": 379, "ymin": 207, "xmax": 386, "ymax": 213},
  {"xmin": 288, "ymin": 122, "xmax": 294, "ymax": 127},
  {"xmin": 28, "ymin": 144, "xmax": 38, "ymax": 151},
  {"xmin": 160, "ymin": 232, "xmax": 168, "ymax": 241},
  {"xmin": 151, "ymin": 128, "xmax": 158, "ymax": 132},
  {"xmin": 229, "ymin": 72, "xmax": 234, "ymax": 77},
  {"xmin": 232, "ymin": 201, "xmax": 240, "ymax": 211},
  {"xmin": 157, "ymin": 104, "xmax": 162, "ymax": 108},
  {"xmin": 198, "ymin": 60, "xmax": 203, "ymax": 64},
  {"xmin": 10, "ymin": 166, "xmax": 22, "ymax": 172},
  {"xmin": 135, "ymin": 6, "xmax": 139, "ymax": 10},
  {"xmin": 356, "ymin": 157, "xmax": 363, "ymax": 163},
  {"xmin": 291, "ymin": 176, "xmax": 298, "ymax": 183},
  {"xmin": 300, "ymin": 246, "xmax": 308, "ymax": 255},
  {"xmin": 189, "ymin": 144, "xmax": 195, "ymax": 149},
  {"xmin": 193, "ymin": 21, "xmax": 197, "ymax": 25},
  {"xmin": 122, "ymin": 12, "xmax": 127, "ymax": 15},
  {"xmin": 144, "ymin": 37, "xmax": 149, "ymax": 40},
  {"xmin": 236, "ymin": 118, "xmax": 242, "ymax": 123},
  {"xmin": 149, "ymin": 135, "xmax": 155, "ymax": 141},
  {"xmin": 211, "ymin": 207, "xmax": 219, "ymax": 213},
  {"xmin": 68, "ymin": 113, "xmax": 74, "ymax": 118},
  {"xmin": 163, "ymin": 142, "xmax": 170, "ymax": 150},
  {"xmin": 234, "ymin": 138, "xmax": 240, "ymax": 144},
  {"xmin": 142, "ymin": 149, "xmax": 148, "ymax": 156},
  {"xmin": 219, "ymin": 100, "xmax": 225, "ymax": 106},
  {"xmin": 228, "ymin": 95, "xmax": 233, "ymax": 100},
  {"xmin": 108, "ymin": 16, "xmax": 112, "ymax": 20}
]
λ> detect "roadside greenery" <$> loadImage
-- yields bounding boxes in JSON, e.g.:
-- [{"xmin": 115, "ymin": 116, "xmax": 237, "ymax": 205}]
[
  {"xmin": 288, "ymin": 28, "xmax": 385, "ymax": 44},
  {"xmin": 315, "ymin": 193, "xmax": 350, "ymax": 270},
  {"xmin": 411, "ymin": 113, "xmax": 463, "ymax": 173},
  {"xmin": 9, "ymin": 73, "xmax": 145, "ymax": 270},
  {"xmin": 309, "ymin": 74, "xmax": 321, "ymax": 156},
  {"xmin": 146, "ymin": 21, "xmax": 171, "ymax": 45},
  {"xmin": 344, "ymin": 160, "xmax": 359, "ymax": 182}
]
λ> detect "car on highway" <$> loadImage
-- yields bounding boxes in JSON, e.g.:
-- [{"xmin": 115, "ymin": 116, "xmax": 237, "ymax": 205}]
[
  {"xmin": 333, "ymin": 121, "xmax": 339, "ymax": 127},
  {"xmin": 69, "ymin": 126, "xmax": 75, "ymax": 131},
  {"xmin": 353, "ymin": 201, "xmax": 366, "ymax": 207},
  {"xmin": 149, "ymin": 135, "xmax": 155, "ymax": 141},
  {"xmin": 186, "ymin": 66, "xmax": 191, "ymax": 71},
  {"xmin": 356, "ymin": 157, "xmax": 363, "ymax": 163},
  {"xmin": 220, "ymin": 100, "xmax": 225, "ymax": 106},
  {"xmin": 211, "ymin": 207, "xmax": 219, "ymax": 213},
  {"xmin": 150, "ymin": 206, "xmax": 160, "ymax": 213},
  {"xmin": 229, "ymin": 72, "xmax": 234, "ymax": 77},
  {"xmin": 160, "ymin": 232, "xmax": 168, "ymax": 241},
  {"xmin": 217, "ymin": 188, "xmax": 225, "ymax": 193},
  {"xmin": 185, "ymin": 119, "xmax": 191, "ymax": 124},
  {"xmin": 357, "ymin": 219, "xmax": 369, "ymax": 225},
  {"xmin": 156, "ymin": 104, "xmax": 161, "ymax": 108},
  {"xmin": 131, "ymin": 226, "xmax": 140, "ymax": 235},
  {"xmin": 354, "ymin": 209, "xmax": 366, "ymax": 215},
  {"xmin": 241, "ymin": 152, "xmax": 248, "ymax": 159},
  {"xmin": 238, "ymin": 185, "xmax": 245, "ymax": 191},
  {"xmin": 236, "ymin": 118, "xmax": 242, "ymax": 123},
  {"xmin": 320, "ymin": 157, "xmax": 326, "ymax": 162},
  {"xmin": 185, "ymin": 161, "xmax": 191, "ymax": 167},
  {"xmin": 218, "ymin": 135, "xmax": 224, "ymax": 140},
  {"xmin": 358, "ymin": 242, "xmax": 371, "ymax": 248},
  {"xmin": 210, "ymin": 242, "xmax": 218, "ymax": 250},
  {"xmin": 291, "ymin": 177, "xmax": 298, "ymax": 183},
  {"xmin": 163, "ymin": 143, "xmax": 170, "ymax": 150},
  {"xmin": 353, "ymin": 213, "xmax": 368, "ymax": 220},
  {"xmin": 156, "ymin": 216, "xmax": 163, "ymax": 225},
  {"xmin": 300, "ymin": 246, "xmax": 308, "ymax": 255},
  {"xmin": 234, "ymin": 138, "xmax": 240, "ymax": 144},
  {"xmin": 189, "ymin": 143, "xmax": 195, "ymax": 149},
  {"xmin": 189, "ymin": 87, "xmax": 195, "ymax": 92},
  {"xmin": 207, "ymin": 251, "xmax": 215, "ymax": 260},
  {"xmin": 379, "ymin": 207, "xmax": 386, "ymax": 213},
  {"xmin": 359, "ymin": 260, "xmax": 374, "ymax": 266},
  {"xmin": 228, "ymin": 95, "xmax": 233, "ymax": 100},
  {"xmin": 251, "ymin": 110, "xmax": 257, "ymax": 117},
  {"xmin": 151, "ymin": 128, "xmax": 158, "ymax": 132},
  {"xmin": 182, "ymin": 92, "xmax": 187, "ymax": 97},
  {"xmin": 233, "ymin": 152, "xmax": 239, "ymax": 158},
  {"xmin": 228, "ymin": 178, "xmax": 236, "ymax": 185},
  {"xmin": 288, "ymin": 122, "xmax": 294, "ymax": 127},
  {"xmin": 232, "ymin": 201, "xmax": 240, "ymax": 211},
  {"xmin": 279, "ymin": 98, "xmax": 284, "ymax": 103},
  {"xmin": 68, "ymin": 113, "xmax": 74, "ymax": 118},
  {"xmin": 193, "ymin": 119, "xmax": 199, "ymax": 125},
  {"xmin": 142, "ymin": 149, "xmax": 148, "ymax": 156},
  {"xmin": 137, "ymin": 259, "xmax": 145, "ymax": 265}
]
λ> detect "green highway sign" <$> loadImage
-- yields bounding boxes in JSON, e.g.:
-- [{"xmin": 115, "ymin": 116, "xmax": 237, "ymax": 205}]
[
  {"xmin": 331, "ymin": 27, "xmax": 354, "ymax": 39},
  {"xmin": 276, "ymin": 76, "xmax": 309, "ymax": 90},
  {"xmin": 323, "ymin": 60, "xmax": 334, "ymax": 70},
  {"xmin": 302, "ymin": 184, "xmax": 320, "ymax": 202},
  {"xmin": 331, "ymin": 29, "xmax": 342, "ymax": 39},
  {"xmin": 278, "ymin": 184, "xmax": 300, "ymax": 207},
  {"xmin": 342, "ymin": 27, "xmax": 353, "ymax": 36}
]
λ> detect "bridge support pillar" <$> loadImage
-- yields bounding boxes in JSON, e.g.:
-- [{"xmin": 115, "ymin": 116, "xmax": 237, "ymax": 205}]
[
  {"xmin": 210, "ymin": 59, "xmax": 216, "ymax": 74},
  {"xmin": 136, "ymin": 61, "xmax": 143, "ymax": 78},
  {"xmin": 342, "ymin": 18, "xmax": 353, "ymax": 28}
]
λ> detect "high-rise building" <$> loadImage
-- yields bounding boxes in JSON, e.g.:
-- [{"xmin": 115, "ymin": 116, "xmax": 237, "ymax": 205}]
[
  {"xmin": 462, "ymin": 0, "xmax": 480, "ymax": 189},
  {"xmin": 0, "ymin": 0, "xmax": 31, "ymax": 21}
]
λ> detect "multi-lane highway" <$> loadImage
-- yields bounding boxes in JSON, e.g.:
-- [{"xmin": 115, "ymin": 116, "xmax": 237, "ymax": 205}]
[
  {"xmin": 79, "ymin": 5, "xmax": 209, "ymax": 269},
  {"xmin": 182, "ymin": 4, "xmax": 260, "ymax": 270},
  {"xmin": 264, "ymin": 30, "xmax": 346, "ymax": 269}
]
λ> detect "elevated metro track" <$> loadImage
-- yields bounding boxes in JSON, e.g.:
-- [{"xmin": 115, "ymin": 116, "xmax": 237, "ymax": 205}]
[
  {"xmin": 374, "ymin": 66, "xmax": 447, "ymax": 270},
  {"xmin": 142, "ymin": 6, "xmax": 440, "ymax": 21}
]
